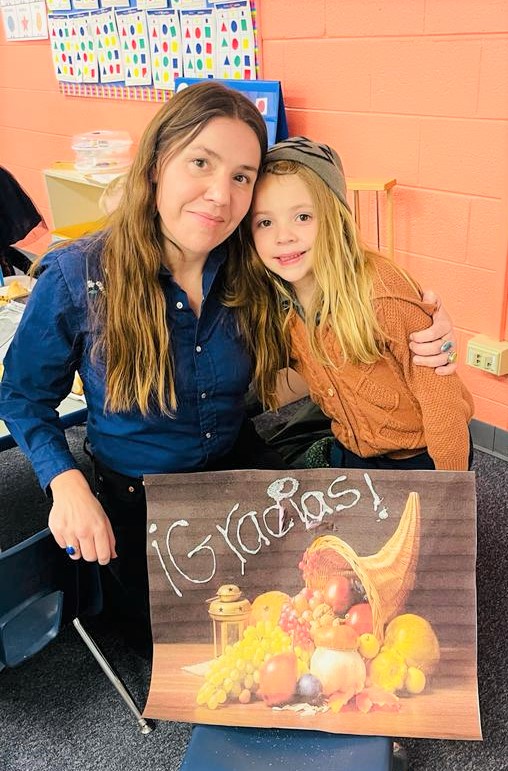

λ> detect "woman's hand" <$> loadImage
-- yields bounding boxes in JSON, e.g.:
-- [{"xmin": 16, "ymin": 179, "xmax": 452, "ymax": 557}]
[
  {"xmin": 48, "ymin": 469, "xmax": 117, "ymax": 564},
  {"xmin": 410, "ymin": 290, "xmax": 457, "ymax": 375}
]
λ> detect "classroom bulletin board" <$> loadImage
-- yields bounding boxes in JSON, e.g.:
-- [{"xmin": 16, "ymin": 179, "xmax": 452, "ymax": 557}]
[{"xmin": 1, "ymin": 0, "xmax": 259, "ymax": 102}]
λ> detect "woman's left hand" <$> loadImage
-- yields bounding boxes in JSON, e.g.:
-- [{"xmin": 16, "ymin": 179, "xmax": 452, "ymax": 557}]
[{"xmin": 409, "ymin": 290, "xmax": 457, "ymax": 375}]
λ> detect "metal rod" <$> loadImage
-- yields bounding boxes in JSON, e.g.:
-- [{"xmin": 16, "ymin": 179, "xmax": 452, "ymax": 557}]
[{"xmin": 72, "ymin": 618, "xmax": 154, "ymax": 735}]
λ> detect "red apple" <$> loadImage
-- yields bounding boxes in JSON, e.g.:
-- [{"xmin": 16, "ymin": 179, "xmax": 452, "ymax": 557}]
[
  {"xmin": 345, "ymin": 603, "xmax": 373, "ymax": 635},
  {"xmin": 324, "ymin": 576, "xmax": 353, "ymax": 615}
]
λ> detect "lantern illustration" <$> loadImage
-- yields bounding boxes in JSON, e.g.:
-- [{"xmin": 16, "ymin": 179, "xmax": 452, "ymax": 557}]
[{"xmin": 207, "ymin": 584, "xmax": 251, "ymax": 658}]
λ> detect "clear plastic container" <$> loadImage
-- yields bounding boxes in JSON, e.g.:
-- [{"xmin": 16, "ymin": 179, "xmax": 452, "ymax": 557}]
[{"xmin": 71, "ymin": 130, "xmax": 133, "ymax": 172}]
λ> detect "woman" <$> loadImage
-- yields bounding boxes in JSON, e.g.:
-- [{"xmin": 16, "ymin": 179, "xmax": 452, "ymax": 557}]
[{"xmin": 0, "ymin": 82, "xmax": 457, "ymax": 649}]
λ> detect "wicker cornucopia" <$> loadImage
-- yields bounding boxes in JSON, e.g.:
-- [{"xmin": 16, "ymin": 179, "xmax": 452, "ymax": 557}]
[{"xmin": 302, "ymin": 492, "xmax": 421, "ymax": 640}]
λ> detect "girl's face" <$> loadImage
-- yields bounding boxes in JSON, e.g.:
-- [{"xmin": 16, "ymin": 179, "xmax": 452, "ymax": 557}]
[
  {"xmin": 251, "ymin": 172, "xmax": 318, "ymax": 297},
  {"xmin": 155, "ymin": 116, "xmax": 261, "ymax": 263}
]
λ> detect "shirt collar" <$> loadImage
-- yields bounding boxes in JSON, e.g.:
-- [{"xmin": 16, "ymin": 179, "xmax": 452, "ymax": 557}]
[{"xmin": 159, "ymin": 243, "xmax": 228, "ymax": 300}]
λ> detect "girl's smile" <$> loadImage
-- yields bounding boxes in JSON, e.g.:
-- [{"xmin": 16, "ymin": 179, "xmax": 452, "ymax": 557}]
[{"xmin": 251, "ymin": 173, "xmax": 318, "ymax": 304}]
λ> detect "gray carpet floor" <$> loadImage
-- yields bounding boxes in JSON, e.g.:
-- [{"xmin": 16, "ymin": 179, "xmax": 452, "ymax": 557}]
[{"xmin": 0, "ymin": 421, "xmax": 507, "ymax": 771}]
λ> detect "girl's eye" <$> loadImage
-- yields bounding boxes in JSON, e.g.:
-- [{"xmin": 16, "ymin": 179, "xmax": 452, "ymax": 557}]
[
  {"xmin": 256, "ymin": 219, "xmax": 272, "ymax": 228},
  {"xmin": 297, "ymin": 213, "xmax": 312, "ymax": 222}
]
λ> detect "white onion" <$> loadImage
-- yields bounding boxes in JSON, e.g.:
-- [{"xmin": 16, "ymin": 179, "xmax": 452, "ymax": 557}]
[{"xmin": 310, "ymin": 647, "xmax": 366, "ymax": 697}]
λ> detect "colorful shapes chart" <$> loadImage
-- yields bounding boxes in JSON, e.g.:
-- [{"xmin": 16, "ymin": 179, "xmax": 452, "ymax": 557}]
[
  {"xmin": 115, "ymin": 7, "xmax": 151, "ymax": 86},
  {"xmin": 72, "ymin": 11, "xmax": 97, "ymax": 82},
  {"xmin": 147, "ymin": 9, "xmax": 181, "ymax": 91},
  {"xmin": 48, "ymin": 13, "xmax": 79, "ymax": 81},
  {"xmin": 215, "ymin": 0, "xmax": 255, "ymax": 80},
  {"xmin": 18, "ymin": 0, "xmax": 260, "ymax": 98},
  {"xmin": 90, "ymin": 8, "xmax": 123, "ymax": 83},
  {"xmin": 180, "ymin": 8, "xmax": 216, "ymax": 79},
  {"xmin": 1, "ymin": 0, "xmax": 48, "ymax": 40}
]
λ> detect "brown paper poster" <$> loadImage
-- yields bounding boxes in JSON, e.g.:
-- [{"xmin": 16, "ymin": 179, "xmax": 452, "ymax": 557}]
[{"xmin": 143, "ymin": 468, "xmax": 481, "ymax": 740}]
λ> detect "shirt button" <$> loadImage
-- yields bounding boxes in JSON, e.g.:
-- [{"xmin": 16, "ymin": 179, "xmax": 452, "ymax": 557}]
[
  {"xmin": 205, "ymin": 432, "xmax": 212, "ymax": 439},
  {"xmin": 176, "ymin": 301, "xmax": 184, "ymax": 309},
  {"xmin": 196, "ymin": 345, "xmax": 202, "ymax": 353},
  {"xmin": 201, "ymin": 392, "xmax": 207, "ymax": 399},
  {"xmin": 128, "ymin": 485, "xmax": 135, "ymax": 493},
  {"xmin": 327, "ymin": 387, "xmax": 335, "ymax": 396}
]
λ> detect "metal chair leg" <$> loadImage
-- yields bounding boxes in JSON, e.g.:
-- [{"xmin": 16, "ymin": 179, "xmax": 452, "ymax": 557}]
[
  {"xmin": 392, "ymin": 742, "xmax": 409, "ymax": 770},
  {"xmin": 72, "ymin": 618, "xmax": 154, "ymax": 735}
]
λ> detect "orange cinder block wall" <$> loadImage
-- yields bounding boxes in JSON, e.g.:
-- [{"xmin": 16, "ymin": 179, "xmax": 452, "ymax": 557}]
[{"xmin": 0, "ymin": 0, "xmax": 507, "ymax": 428}]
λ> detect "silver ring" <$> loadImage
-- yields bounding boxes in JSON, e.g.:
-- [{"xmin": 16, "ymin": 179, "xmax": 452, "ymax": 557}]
[
  {"xmin": 447, "ymin": 350, "xmax": 458, "ymax": 364},
  {"xmin": 440, "ymin": 340, "xmax": 453, "ymax": 353}
]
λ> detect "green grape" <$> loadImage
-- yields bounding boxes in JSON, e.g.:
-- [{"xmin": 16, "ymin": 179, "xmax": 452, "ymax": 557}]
[
  {"xmin": 207, "ymin": 694, "xmax": 219, "ymax": 710},
  {"xmin": 243, "ymin": 674, "xmax": 254, "ymax": 690}
]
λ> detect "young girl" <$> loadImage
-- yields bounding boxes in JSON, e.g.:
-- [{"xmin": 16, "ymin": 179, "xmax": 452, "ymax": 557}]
[{"xmin": 234, "ymin": 137, "xmax": 474, "ymax": 471}]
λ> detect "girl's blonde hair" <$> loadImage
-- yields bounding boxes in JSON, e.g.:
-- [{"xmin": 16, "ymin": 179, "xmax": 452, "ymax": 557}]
[
  {"xmin": 228, "ymin": 160, "xmax": 421, "ymax": 410},
  {"xmin": 38, "ymin": 82, "xmax": 267, "ymax": 416}
]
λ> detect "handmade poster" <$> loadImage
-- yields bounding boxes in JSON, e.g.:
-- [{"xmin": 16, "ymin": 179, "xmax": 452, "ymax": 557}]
[
  {"xmin": 91, "ymin": 8, "xmax": 123, "ymax": 82},
  {"xmin": 147, "ymin": 8, "xmax": 181, "ymax": 90},
  {"xmin": 1, "ymin": 0, "xmax": 47, "ymax": 39},
  {"xmin": 46, "ymin": 0, "xmax": 71, "ymax": 11},
  {"xmin": 71, "ymin": 11, "xmax": 97, "ymax": 82},
  {"xmin": 215, "ymin": 1, "xmax": 254, "ymax": 80},
  {"xmin": 98, "ymin": 0, "xmax": 130, "ymax": 8},
  {"xmin": 115, "ymin": 7, "xmax": 151, "ymax": 85},
  {"xmin": 143, "ymin": 468, "xmax": 481, "ymax": 741},
  {"xmin": 48, "ymin": 13, "xmax": 79, "ymax": 81},
  {"xmin": 137, "ymin": 0, "xmax": 168, "ymax": 10},
  {"xmin": 180, "ymin": 7, "xmax": 216, "ymax": 79},
  {"xmin": 72, "ymin": 0, "xmax": 99, "ymax": 10}
]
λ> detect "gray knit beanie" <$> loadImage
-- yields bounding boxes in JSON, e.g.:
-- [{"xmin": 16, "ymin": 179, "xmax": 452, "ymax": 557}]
[{"xmin": 264, "ymin": 136, "xmax": 351, "ymax": 212}]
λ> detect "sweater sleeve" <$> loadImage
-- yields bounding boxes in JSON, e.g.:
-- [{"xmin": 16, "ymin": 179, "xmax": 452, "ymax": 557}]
[{"xmin": 375, "ymin": 291, "xmax": 474, "ymax": 470}]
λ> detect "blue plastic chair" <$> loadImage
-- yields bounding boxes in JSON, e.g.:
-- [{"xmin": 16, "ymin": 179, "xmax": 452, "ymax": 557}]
[
  {"xmin": 180, "ymin": 724, "xmax": 407, "ymax": 770},
  {"xmin": 0, "ymin": 527, "xmax": 152, "ymax": 734}
]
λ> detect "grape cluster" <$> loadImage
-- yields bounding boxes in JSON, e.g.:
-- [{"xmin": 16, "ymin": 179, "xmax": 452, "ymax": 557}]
[
  {"xmin": 279, "ymin": 601, "xmax": 313, "ymax": 649},
  {"xmin": 196, "ymin": 621, "xmax": 310, "ymax": 710}
]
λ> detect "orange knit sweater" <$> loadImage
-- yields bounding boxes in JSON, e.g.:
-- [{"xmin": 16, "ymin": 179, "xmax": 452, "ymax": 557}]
[{"xmin": 289, "ymin": 260, "xmax": 474, "ymax": 470}]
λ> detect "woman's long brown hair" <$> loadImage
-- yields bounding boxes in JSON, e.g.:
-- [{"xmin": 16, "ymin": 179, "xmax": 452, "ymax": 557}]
[{"xmin": 38, "ymin": 82, "xmax": 267, "ymax": 416}]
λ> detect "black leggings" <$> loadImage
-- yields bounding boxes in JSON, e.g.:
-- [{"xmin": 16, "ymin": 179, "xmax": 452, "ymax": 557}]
[{"xmin": 90, "ymin": 419, "xmax": 288, "ymax": 647}]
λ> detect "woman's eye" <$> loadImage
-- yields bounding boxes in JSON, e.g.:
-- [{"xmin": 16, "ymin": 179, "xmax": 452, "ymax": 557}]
[
  {"xmin": 234, "ymin": 173, "xmax": 251, "ymax": 184},
  {"xmin": 192, "ymin": 158, "xmax": 207, "ymax": 169}
]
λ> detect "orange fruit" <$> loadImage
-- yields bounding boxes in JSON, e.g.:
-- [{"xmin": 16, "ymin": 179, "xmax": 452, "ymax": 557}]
[
  {"xmin": 313, "ymin": 622, "xmax": 358, "ymax": 651},
  {"xmin": 383, "ymin": 614, "xmax": 440, "ymax": 676},
  {"xmin": 249, "ymin": 591, "xmax": 291, "ymax": 627}
]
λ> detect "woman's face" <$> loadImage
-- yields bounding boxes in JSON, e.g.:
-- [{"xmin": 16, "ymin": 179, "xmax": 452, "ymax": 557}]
[{"xmin": 155, "ymin": 116, "xmax": 261, "ymax": 262}]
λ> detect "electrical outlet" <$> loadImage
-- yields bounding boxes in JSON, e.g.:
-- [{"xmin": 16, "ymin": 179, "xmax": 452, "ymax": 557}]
[{"xmin": 466, "ymin": 335, "xmax": 508, "ymax": 376}]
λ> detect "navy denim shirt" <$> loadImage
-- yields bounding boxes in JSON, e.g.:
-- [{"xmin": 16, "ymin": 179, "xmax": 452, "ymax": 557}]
[{"xmin": 0, "ymin": 237, "xmax": 252, "ymax": 490}]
